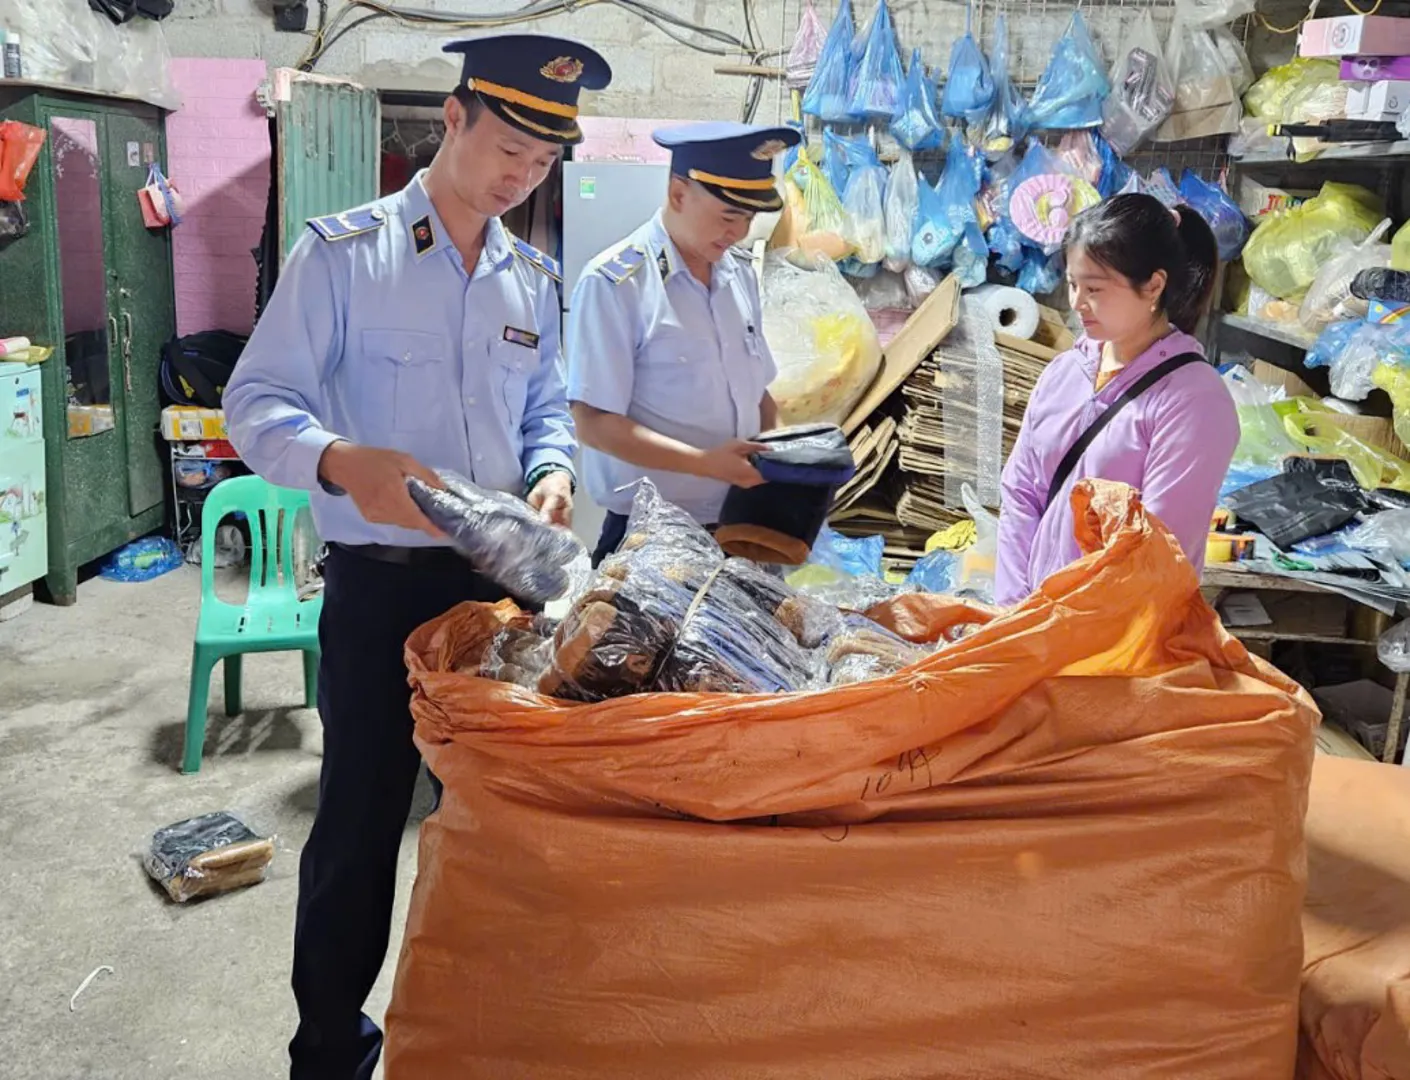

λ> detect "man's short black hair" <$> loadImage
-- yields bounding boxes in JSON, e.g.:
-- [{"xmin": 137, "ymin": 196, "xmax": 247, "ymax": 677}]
[{"xmin": 450, "ymin": 87, "xmax": 486, "ymax": 129}]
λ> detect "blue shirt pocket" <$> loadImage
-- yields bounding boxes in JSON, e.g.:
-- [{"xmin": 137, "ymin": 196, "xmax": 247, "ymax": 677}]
[
  {"xmin": 360, "ymin": 328, "xmax": 450, "ymax": 434},
  {"xmin": 490, "ymin": 338, "xmax": 534, "ymax": 430}
]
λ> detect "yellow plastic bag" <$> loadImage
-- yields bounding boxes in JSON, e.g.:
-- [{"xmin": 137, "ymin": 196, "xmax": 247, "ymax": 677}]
[
  {"xmin": 1282, "ymin": 399, "xmax": 1410, "ymax": 491},
  {"xmin": 784, "ymin": 149, "xmax": 852, "ymax": 262},
  {"xmin": 1243, "ymin": 182, "xmax": 1384, "ymax": 300},
  {"xmin": 1372, "ymin": 362, "xmax": 1410, "ymax": 450},
  {"xmin": 1243, "ymin": 57, "xmax": 1339, "ymax": 121},
  {"xmin": 1393, "ymin": 220, "xmax": 1410, "ymax": 271}
]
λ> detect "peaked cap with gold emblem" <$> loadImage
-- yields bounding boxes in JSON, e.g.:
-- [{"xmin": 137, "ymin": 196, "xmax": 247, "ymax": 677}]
[
  {"xmin": 653, "ymin": 121, "xmax": 802, "ymax": 212},
  {"xmin": 443, "ymin": 34, "xmax": 612, "ymax": 146}
]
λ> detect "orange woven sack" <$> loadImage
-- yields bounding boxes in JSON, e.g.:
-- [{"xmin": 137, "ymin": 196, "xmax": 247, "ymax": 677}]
[{"xmin": 387, "ymin": 480, "xmax": 1318, "ymax": 1080}]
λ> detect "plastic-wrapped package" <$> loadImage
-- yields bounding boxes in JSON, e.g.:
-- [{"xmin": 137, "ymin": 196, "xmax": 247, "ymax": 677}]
[
  {"xmin": 802, "ymin": 0, "xmax": 857, "ymax": 123},
  {"xmin": 853, "ymin": 269, "xmax": 910, "ymax": 311},
  {"xmin": 1028, "ymin": 11, "xmax": 1111, "ymax": 131},
  {"xmin": 406, "ymin": 471, "xmax": 590, "ymax": 606},
  {"xmin": 1100, "ymin": 11, "xmax": 1175, "ymax": 156},
  {"xmin": 1393, "ymin": 219, "xmax": 1410, "ymax": 272},
  {"xmin": 1332, "ymin": 326, "xmax": 1390, "ymax": 400},
  {"xmin": 847, "ymin": 0, "xmax": 905, "ymax": 119},
  {"xmin": 1348, "ymin": 510, "xmax": 1410, "ymax": 567},
  {"xmin": 1243, "ymin": 182, "xmax": 1384, "ymax": 300},
  {"xmin": 786, "ymin": 0, "xmax": 826, "ymax": 90},
  {"xmin": 983, "ymin": 16, "xmax": 1028, "ymax": 157},
  {"xmin": 891, "ymin": 48, "xmax": 944, "ymax": 152},
  {"xmin": 1156, "ymin": 22, "xmax": 1248, "ymax": 142},
  {"xmin": 820, "ymin": 128, "xmax": 851, "ymax": 197},
  {"xmin": 1224, "ymin": 459, "xmax": 1370, "ymax": 549},
  {"xmin": 611, "ymin": 477, "xmax": 723, "ymax": 566},
  {"xmin": 824, "ymin": 612, "xmax": 929, "ymax": 687},
  {"xmin": 1244, "ymin": 57, "xmax": 1339, "ymax": 123},
  {"xmin": 1055, "ymin": 131, "xmax": 1103, "ymax": 187},
  {"xmin": 1005, "ymin": 138, "xmax": 1098, "ymax": 255},
  {"xmin": 1176, "ymin": 0, "xmax": 1257, "ymax": 30},
  {"xmin": 9, "ymin": 0, "xmax": 99, "ymax": 88},
  {"xmin": 762, "ymin": 250, "xmax": 884, "ymax": 426},
  {"xmin": 1224, "ymin": 367, "xmax": 1299, "ymax": 466},
  {"xmin": 476, "ymin": 617, "xmax": 558, "ymax": 689},
  {"xmin": 144, "ymin": 812, "xmax": 274, "ymax": 903},
  {"xmin": 712, "ymin": 558, "xmax": 845, "ymax": 651},
  {"xmin": 781, "ymin": 151, "xmax": 853, "ymax": 263},
  {"xmin": 940, "ymin": 8, "xmax": 995, "ymax": 127},
  {"xmin": 840, "ymin": 158, "xmax": 888, "ymax": 275},
  {"xmin": 884, "ymin": 151, "xmax": 919, "ymax": 272},
  {"xmin": 1178, "ymin": 170, "xmax": 1250, "ymax": 262},
  {"xmin": 911, "ymin": 139, "xmax": 983, "ymax": 268},
  {"xmin": 1298, "ymin": 221, "xmax": 1391, "ymax": 333},
  {"xmin": 1378, "ymin": 619, "xmax": 1410, "ymax": 673},
  {"xmin": 953, "ymin": 221, "xmax": 989, "ymax": 288}
]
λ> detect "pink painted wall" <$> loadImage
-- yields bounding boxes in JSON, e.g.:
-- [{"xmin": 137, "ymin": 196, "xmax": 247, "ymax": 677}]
[
  {"xmin": 576, "ymin": 117, "xmax": 678, "ymax": 164},
  {"xmin": 166, "ymin": 58, "xmax": 270, "ymax": 336}
]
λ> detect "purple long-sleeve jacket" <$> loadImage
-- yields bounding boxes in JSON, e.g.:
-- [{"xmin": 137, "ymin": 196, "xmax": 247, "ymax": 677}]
[{"xmin": 994, "ymin": 330, "xmax": 1239, "ymax": 607}]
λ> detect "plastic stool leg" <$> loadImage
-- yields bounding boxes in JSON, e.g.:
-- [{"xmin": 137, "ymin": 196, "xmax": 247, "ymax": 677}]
[
  {"xmin": 223, "ymin": 653, "xmax": 243, "ymax": 717},
  {"xmin": 184, "ymin": 645, "xmax": 216, "ymax": 775}
]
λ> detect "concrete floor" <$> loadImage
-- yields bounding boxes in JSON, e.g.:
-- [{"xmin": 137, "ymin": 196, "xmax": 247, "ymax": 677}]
[{"xmin": 0, "ymin": 565, "xmax": 429, "ymax": 1079}]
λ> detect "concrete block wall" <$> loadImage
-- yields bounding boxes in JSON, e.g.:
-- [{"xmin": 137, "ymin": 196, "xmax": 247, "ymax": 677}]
[{"xmin": 165, "ymin": 58, "xmax": 271, "ymax": 336}]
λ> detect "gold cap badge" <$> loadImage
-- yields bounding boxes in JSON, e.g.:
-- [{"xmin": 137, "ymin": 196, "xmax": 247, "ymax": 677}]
[{"xmin": 541, "ymin": 56, "xmax": 584, "ymax": 83}]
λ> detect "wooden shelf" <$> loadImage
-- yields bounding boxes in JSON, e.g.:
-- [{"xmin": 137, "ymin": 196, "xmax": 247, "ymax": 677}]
[{"xmin": 1219, "ymin": 313, "xmax": 1315, "ymax": 351}]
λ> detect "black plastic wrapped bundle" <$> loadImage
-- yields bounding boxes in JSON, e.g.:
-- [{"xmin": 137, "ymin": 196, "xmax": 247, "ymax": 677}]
[
  {"xmin": 407, "ymin": 470, "xmax": 589, "ymax": 606},
  {"xmin": 716, "ymin": 423, "xmax": 857, "ymax": 565}
]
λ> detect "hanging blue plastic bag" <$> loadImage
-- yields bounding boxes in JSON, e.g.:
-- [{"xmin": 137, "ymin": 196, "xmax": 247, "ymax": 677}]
[
  {"xmin": 802, "ymin": 0, "xmax": 856, "ymax": 123},
  {"xmin": 983, "ymin": 16, "xmax": 1029, "ymax": 157},
  {"xmin": 1018, "ymin": 248, "xmax": 1064, "ymax": 295},
  {"xmin": 1178, "ymin": 169, "xmax": 1251, "ymax": 261},
  {"xmin": 988, "ymin": 216, "xmax": 1025, "ymax": 273},
  {"xmin": 841, "ymin": 156, "xmax": 888, "ymax": 278},
  {"xmin": 822, "ymin": 128, "xmax": 851, "ymax": 195},
  {"xmin": 954, "ymin": 220, "xmax": 989, "ymax": 287},
  {"xmin": 1095, "ymin": 132, "xmax": 1134, "ymax": 197},
  {"xmin": 884, "ymin": 150, "xmax": 920, "ymax": 272},
  {"xmin": 941, "ymin": 6, "xmax": 995, "ymax": 128},
  {"xmin": 891, "ymin": 48, "xmax": 944, "ymax": 151},
  {"xmin": 1145, "ymin": 167, "xmax": 1181, "ymax": 207},
  {"xmin": 847, "ymin": 0, "xmax": 905, "ymax": 119},
  {"xmin": 1029, "ymin": 10, "xmax": 1112, "ymax": 130},
  {"xmin": 912, "ymin": 139, "xmax": 982, "ymax": 269}
]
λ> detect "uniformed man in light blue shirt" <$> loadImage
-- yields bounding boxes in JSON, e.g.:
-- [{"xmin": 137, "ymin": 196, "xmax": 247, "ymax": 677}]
[
  {"xmin": 565, "ymin": 122, "xmax": 802, "ymax": 564},
  {"xmin": 222, "ymin": 34, "xmax": 610, "ymax": 1080}
]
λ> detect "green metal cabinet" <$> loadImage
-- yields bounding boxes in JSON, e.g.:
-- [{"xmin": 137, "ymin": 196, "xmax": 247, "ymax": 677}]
[{"xmin": 0, "ymin": 86, "xmax": 175, "ymax": 604}]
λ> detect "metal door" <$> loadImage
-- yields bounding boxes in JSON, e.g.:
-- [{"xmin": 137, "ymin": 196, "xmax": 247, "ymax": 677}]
[{"xmin": 273, "ymin": 69, "xmax": 380, "ymax": 260}]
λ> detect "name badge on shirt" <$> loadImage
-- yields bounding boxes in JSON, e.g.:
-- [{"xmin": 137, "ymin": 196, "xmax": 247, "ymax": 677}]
[{"xmin": 503, "ymin": 326, "xmax": 540, "ymax": 349}]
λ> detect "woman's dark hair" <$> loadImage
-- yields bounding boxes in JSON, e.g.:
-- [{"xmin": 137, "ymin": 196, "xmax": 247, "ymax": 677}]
[{"xmin": 1064, "ymin": 192, "xmax": 1219, "ymax": 335}]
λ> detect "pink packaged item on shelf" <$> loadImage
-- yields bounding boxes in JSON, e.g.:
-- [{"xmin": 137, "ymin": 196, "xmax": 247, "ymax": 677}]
[
  {"xmin": 1300, "ymin": 15, "xmax": 1410, "ymax": 58},
  {"xmin": 1342, "ymin": 55, "xmax": 1410, "ymax": 81}
]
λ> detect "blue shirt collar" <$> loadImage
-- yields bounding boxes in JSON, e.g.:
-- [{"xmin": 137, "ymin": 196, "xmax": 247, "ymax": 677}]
[
  {"xmin": 646, "ymin": 209, "xmax": 735, "ymax": 288},
  {"xmin": 401, "ymin": 170, "xmax": 514, "ymax": 271}
]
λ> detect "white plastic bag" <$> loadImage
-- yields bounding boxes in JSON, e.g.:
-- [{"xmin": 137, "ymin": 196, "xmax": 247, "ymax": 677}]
[
  {"xmin": 884, "ymin": 151, "xmax": 919, "ymax": 272},
  {"xmin": 904, "ymin": 263, "xmax": 940, "ymax": 306},
  {"xmin": 1299, "ymin": 220, "xmax": 1392, "ymax": 333},
  {"xmin": 1378, "ymin": 618, "xmax": 1410, "ymax": 673},
  {"xmin": 1175, "ymin": 0, "xmax": 1258, "ymax": 31},
  {"xmin": 1100, "ymin": 11, "xmax": 1175, "ymax": 156},
  {"xmin": 1156, "ymin": 21, "xmax": 1248, "ymax": 141},
  {"xmin": 958, "ymin": 482, "xmax": 997, "ymax": 604},
  {"xmin": 763, "ymin": 250, "xmax": 885, "ymax": 426},
  {"xmin": 842, "ymin": 163, "xmax": 887, "ymax": 268},
  {"xmin": 1350, "ymin": 510, "xmax": 1410, "ymax": 566},
  {"xmin": 854, "ymin": 269, "xmax": 910, "ymax": 311}
]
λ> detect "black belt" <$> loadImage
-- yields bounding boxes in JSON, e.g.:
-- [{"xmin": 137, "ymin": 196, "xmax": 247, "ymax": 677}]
[{"xmin": 329, "ymin": 542, "xmax": 464, "ymax": 569}]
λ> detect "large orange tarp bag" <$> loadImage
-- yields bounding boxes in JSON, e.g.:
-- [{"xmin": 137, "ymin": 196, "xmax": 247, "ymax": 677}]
[
  {"xmin": 387, "ymin": 480, "xmax": 1318, "ymax": 1079},
  {"xmin": 1298, "ymin": 755, "xmax": 1410, "ymax": 1080}
]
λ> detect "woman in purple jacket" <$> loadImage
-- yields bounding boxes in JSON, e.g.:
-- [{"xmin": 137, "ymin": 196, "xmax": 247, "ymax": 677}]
[{"xmin": 995, "ymin": 193, "xmax": 1239, "ymax": 607}]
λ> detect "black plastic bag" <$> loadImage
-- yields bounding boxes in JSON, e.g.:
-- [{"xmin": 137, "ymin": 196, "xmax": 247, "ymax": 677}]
[{"xmin": 1225, "ymin": 459, "xmax": 1370, "ymax": 549}]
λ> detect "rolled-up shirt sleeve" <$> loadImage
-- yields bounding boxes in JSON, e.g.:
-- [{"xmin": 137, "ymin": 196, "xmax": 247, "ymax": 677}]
[{"xmin": 223, "ymin": 231, "xmax": 346, "ymax": 491}]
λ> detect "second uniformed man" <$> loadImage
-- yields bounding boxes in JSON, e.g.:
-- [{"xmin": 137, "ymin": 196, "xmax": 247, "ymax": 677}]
[
  {"xmin": 223, "ymin": 34, "xmax": 610, "ymax": 1080},
  {"xmin": 565, "ymin": 121, "xmax": 802, "ymax": 564}
]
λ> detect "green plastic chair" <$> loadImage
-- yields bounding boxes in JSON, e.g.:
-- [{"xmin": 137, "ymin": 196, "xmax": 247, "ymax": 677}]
[{"xmin": 183, "ymin": 475, "xmax": 323, "ymax": 774}]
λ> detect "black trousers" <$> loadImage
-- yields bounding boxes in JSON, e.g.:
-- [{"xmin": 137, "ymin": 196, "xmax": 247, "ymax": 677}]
[
  {"xmin": 590, "ymin": 510, "xmax": 630, "ymax": 567},
  {"xmin": 288, "ymin": 545, "xmax": 505, "ymax": 1080}
]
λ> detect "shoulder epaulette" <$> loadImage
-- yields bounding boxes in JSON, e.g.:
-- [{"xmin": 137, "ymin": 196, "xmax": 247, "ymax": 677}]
[
  {"xmin": 511, "ymin": 236, "xmax": 562, "ymax": 282},
  {"xmin": 306, "ymin": 206, "xmax": 387, "ymax": 242},
  {"xmin": 597, "ymin": 245, "xmax": 647, "ymax": 285}
]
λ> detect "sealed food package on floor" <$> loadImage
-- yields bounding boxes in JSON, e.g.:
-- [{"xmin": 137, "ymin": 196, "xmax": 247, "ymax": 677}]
[
  {"xmin": 1299, "ymin": 756, "xmax": 1410, "ymax": 1079},
  {"xmin": 143, "ymin": 812, "xmax": 274, "ymax": 903},
  {"xmin": 386, "ymin": 479, "xmax": 1318, "ymax": 1080}
]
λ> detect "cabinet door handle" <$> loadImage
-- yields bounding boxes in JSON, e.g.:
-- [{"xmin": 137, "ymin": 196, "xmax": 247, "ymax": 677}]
[
  {"xmin": 108, "ymin": 313, "xmax": 118, "ymax": 358},
  {"xmin": 121, "ymin": 311, "xmax": 134, "ymax": 394}
]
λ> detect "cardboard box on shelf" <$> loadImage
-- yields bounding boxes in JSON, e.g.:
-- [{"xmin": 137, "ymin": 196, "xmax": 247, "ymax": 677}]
[
  {"xmin": 1300, "ymin": 15, "xmax": 1410, "ymax": 57},
  {"xmin": 67, "ymin": 405, "xmax": 114, "ymax": 438},
  {"xmin": 1345, "ymin": 80, "xmax": 1410, "ymax": 120},
  {"xmin": 161, "ymin": 406, "xmax": 228, "ymax": 442},
  {"xmin": 1252, "ymin": 359, "xmax": 1316, "ymax": 400}
]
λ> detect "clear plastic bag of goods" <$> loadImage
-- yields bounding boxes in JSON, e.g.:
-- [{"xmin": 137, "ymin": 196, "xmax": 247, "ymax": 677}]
[
  {"xmin": 1299, "ymin": 220, "xmax": 1392, "ymax": 333},
  {"xmin": 1175, "ymin": 0, "xmax": 1257, "ymax": 31},
  {"xmin": 1178, "ymin": 169, "xmax": 1250, "ymax": 262},
  {"xmin": 940, "ymin": 7, "xmax": 995, "ymax": 128},
  {"xmin": 904, "ymin": 262, "xmax": 941, "ymax": 305},
  {"xmin": 840, "ymin": 159, "xmax": 888, "ymax": 273},
  {"xmin": 1243, "ymin": 182, "xmax": 1385, "ymax": 300},
  {"xmin": 853, "ymin": 268, "xmax": 910, "ymax": 311},
  {"xmin": 847, "ymin": 0, "xmax": 905, "ymax": 119},
  {"xmin": 388, "ymin": 478, "xmax": 1317, "ymax": 1080},
  {"xmin": 1028, "ymin": 10, "xmax": 1111, "ymax": 130},
  {"xmin": 781, "ymin": 151, "xmax": 853, "ymax": 263},
  {"xmin": 406, "ymin": 470, "xmax": 589, "ymax": 606},
  {"xmin": 1223, "ymin": 366, "xmax": 1299, "ymax": 466},
  {"xmin": 801, "ymin": 0, "xmax": 856, "ymax": 123},
  {"xmin": 1156, "ymin": 22, "xmax": 1249, "ymax": 141},
  {"xmin": 144, "ymin": 812, "xmax": 275, "ymax": 903},
  {"xmin": 1244, "ymin": 57, "xmax": 1339, "ymax": 122},
  {"xmin": 763, "ymin": 250, "xmax": 883, "ymax": 427},
  {"xmin": 465, "ymin": 611, "xmax": 559, "ymax": 690},
  {"xmin": 890, "ymin": 48, "xmax": 944, "ymax": 152},
  {"xmin": 983, "ymin": 16, "xmax": 1029, "ymax": 157},
  {"xmin": 1100, "ymin": 10, "xmax": 1175, "ymax": 156},
  {"xmin": 1349, "ymin": 510, "xmax": 1410, "ymax": 568},
  {"xmin": 8, "ymin": 0, "xmax": 99, "ymax": 88},
  {"xmin": 1377, "ymin": 618, "xmax": 1410, "ymax": 672},
  {"xmin": 883, "ymin": 150, "xmax": 919, "ymax": 272},
  {"xmin": 785, "ymin": 0, "xmax": 826, "ymax": 90}
]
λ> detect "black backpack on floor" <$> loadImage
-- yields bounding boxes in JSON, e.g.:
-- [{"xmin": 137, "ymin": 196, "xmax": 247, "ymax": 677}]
[{"xmin": 160, "ymin": 330, "xmax": 248, "ymax": 408}]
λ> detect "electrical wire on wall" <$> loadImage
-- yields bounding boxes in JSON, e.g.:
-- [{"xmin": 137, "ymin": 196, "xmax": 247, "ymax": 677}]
[{"xmin": 297, "ymin": 0, "xmax": 786, "ymax": 122}]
